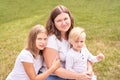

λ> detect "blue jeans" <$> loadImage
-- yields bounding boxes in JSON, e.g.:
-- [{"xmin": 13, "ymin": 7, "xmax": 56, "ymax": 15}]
[{"xmin": 46, "ymin": 75, "xmax": 66, "ymax": 80}]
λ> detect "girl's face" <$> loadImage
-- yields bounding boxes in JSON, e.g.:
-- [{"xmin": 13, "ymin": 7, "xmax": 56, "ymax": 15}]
[
  {"xmin": 36, "ymin": 32, "xmax": 47, "ymax": 50},
  {"xmin": 71, "ymin": 33, "xmax": 86, "ymax": 51},
  {"xmin": 54, "ymin": 13, "xmax": 71, "ymax": 33}
]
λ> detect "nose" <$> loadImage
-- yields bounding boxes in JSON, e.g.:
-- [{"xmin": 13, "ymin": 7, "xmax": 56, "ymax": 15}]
[
  {"xmin": 62, "ymin": 20, "xmax": 66, "ymax": 25},
  {"xmin": 41, "ymin": 39, "xmax": 46, "ymax": 44},
  {"xmin": 77, "ymin": 42, "xmax": 81, "ymax": 46}
]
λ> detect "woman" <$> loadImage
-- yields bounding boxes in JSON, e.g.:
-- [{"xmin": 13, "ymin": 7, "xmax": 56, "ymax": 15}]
[
  {"xmin": 6, "ymin": 24, "xmax": 60, "ymax": 80},
  {"xmin": 43, "ymin": 5, "xmax": 92, "ymax": 80}
]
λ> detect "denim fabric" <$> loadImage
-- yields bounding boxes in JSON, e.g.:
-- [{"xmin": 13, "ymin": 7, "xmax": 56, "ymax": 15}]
[{"xmin": 46, "ymin": 75, "xmax": 66, "ymax": 80}]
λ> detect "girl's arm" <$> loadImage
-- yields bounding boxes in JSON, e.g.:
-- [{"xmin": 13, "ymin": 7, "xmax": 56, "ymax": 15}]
[
  {"xmin": 43, "ymin": 48, "xmax": 91, "ymax": 80},
  {"xmin": 22, "ymin": 58, "xmax": 60, "ymax": 80}
]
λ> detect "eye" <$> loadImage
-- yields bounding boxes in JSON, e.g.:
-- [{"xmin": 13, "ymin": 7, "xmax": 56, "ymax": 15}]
[
  {"xmin": 38, "ymin": 38, "xmax": 42, "ymax": 40},
  {"xmin": 80, "ymin": 41, "xmax": 84, "ymax": 43},
  {"xmin": 75, "ymin": 41, "xmax": 79, "ymax": 43},
  {"xmin": 44, "ymin": 38, "xmax": 47, "ymax": 40},
  {"xmin": 64, "ymin": 17, "xmax": 68, "ymax": 20},
  {"xmin": 56, "ymin": 19, "xmax": 62, "ymax": 23}
]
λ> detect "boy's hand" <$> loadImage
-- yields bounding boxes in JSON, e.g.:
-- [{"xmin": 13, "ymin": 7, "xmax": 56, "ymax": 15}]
[{"xmin": 97, "ymin": 53, "xmax": 105, "ymax": 61}]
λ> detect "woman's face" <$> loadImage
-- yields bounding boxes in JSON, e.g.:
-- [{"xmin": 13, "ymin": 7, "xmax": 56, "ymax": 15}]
[
  {"xmin": 36, "ymin": 32, "xmax": 48, "ymax": 50},
  {"xmin": 54, "ymin": 13, "xmax": 71, "ymax": 33}
]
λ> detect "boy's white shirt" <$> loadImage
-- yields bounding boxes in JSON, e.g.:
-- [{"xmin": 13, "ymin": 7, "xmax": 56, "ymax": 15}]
[
  {"xmin": 65, "ymin": 47, "xmax": 99, "ymax": 73},
  {"xmin": 41, "ymin": 34, "xmax": 97, "ymax": 80}
]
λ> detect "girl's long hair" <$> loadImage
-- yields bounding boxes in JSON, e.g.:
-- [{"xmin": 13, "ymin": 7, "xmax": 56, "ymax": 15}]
[{"xmin": 25, "ymin": 25, "xmax": 47, "ymax": 58}]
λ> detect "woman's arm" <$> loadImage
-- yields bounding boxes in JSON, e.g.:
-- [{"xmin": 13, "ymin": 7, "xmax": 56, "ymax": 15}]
[
  {"xmin": 22, "ymin": 58, "xmax": 60, "ymax": 80},
  {"xmin": 43, "ymin": 48, "xmax": 91, "ymax": 80}
]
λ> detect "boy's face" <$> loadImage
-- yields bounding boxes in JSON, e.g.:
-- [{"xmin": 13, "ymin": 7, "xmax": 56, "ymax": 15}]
[{"xmin": 71, "ymin": 33, "xmax": 86, "ymax": 51}]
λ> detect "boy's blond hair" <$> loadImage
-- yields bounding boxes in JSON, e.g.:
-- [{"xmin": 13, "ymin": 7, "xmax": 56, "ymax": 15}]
[{"xmin": 68, "ymin": 27, "xmax": 86, "ymax": 43}]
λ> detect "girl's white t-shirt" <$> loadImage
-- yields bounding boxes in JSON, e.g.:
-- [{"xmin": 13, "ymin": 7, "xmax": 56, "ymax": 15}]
[
  {"xmin": 6, "ymin": 49, "xmax": 43, "ymax": 80},
  {"xmin": 46, "ymin": 34, "xmax": 70, "ymax": 67}
]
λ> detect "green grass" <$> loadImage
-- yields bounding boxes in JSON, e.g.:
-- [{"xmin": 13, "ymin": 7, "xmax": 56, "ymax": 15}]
[{"xmin": 0, "ymin": 0, "xmax": 120, "ymax": 80}]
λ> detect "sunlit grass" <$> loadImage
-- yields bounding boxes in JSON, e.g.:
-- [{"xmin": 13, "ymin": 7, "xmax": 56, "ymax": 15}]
[{"xmin": 0, "ymin": 0, "xmax": 120, "ymax": 80}]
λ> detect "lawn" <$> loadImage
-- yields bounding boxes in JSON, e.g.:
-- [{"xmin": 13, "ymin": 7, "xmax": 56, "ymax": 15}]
[{"xmin": 0, "ymin": 0, "xmax": 120, "ymax": 80}]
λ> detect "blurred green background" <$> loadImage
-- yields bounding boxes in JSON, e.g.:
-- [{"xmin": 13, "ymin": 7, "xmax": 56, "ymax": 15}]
[{"xmin": 0, "ymin": 0, "xmax": 120, "ymax": 80}]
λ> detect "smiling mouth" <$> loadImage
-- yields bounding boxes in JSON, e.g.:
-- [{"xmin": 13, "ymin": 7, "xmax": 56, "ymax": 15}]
[{"xmin": 39, "ymin": 45, "xmax": 44, "ymax": 47}]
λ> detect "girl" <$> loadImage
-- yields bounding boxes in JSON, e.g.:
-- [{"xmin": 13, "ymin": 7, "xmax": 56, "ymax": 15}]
[{"xmin": 6, "ymin": 24, "xmax": 60, "ymax": 80}]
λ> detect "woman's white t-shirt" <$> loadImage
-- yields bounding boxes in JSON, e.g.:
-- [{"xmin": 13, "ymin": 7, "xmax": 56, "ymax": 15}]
[
  {"xmin": 6, "ymin": 49, "xmax": 43, "ymax": 80},
  {"xmin": 46, "ymin": 34, "xmax": 70, "ymax": 68}
]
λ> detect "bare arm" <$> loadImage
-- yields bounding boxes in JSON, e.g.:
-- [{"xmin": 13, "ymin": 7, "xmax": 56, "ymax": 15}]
[
  {"xmin": 43, "ymin": 48, "xmax": 91, "ymax": 80},
  {"xmin": 87, "ymin": 61, "xmax": 93, "ymax": 74},
  {"xmin": 22, "ymin": 58, "xmax": 60, "ymax": 80}
]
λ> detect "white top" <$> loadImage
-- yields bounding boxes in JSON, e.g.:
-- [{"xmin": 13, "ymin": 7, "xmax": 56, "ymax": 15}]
[
  {"xmin": 6, "ymin": 49, "xmax": 43, "ymax": 80},
  {"xmin": 46, "ymin": 34, "xmax": 70, "ymax": 68},
  {"xmin": 65, "ymin": 47, "xmax": 99, "ymax": 73}
]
